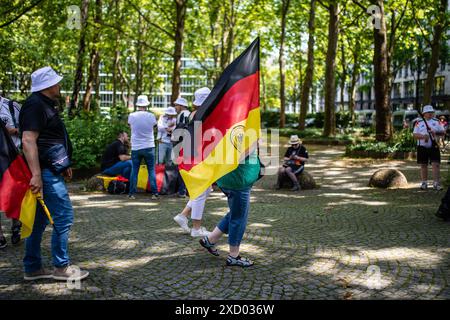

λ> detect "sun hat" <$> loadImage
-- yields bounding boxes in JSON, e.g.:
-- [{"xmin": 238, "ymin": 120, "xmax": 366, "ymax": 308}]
[
  {"xmin": 174, "ymin": 97, "xmax": 188, "ymax": 107},
  {"xmin": 31, "ymin": 66, "xmax": 63, "ymax": 92},
  {"xmin": 193, "ymin": 87, "xmax": 211, "ymax": 107},
  {"xmin": 136, "ymin": 95, "xmax": 150, "ymax": 107},
  {"xmin": 289, "ymin": 135, "xmax": 302, "ymax": 145},
  {"xmin": 422, "ymin": 105, "xmax": 435, "ymax": 114},
  {"xmin": 165, "ymin": 106, "xmax": 177, "ymax": 116}
]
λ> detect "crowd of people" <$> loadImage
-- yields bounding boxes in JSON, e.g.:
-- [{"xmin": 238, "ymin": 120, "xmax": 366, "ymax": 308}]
[{"xmin": 1, "ymin": 65, "xmax": 449, "ymax": 282}]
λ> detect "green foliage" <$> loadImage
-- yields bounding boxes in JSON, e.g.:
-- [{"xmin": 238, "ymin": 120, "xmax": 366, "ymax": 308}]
[
  {"xmin": 346, "ymin": 129, "xmax": 416, "ymax": 154},
  {"xmin": 64, "ymin": 109, "xmax": 129, "ymax": 169}
]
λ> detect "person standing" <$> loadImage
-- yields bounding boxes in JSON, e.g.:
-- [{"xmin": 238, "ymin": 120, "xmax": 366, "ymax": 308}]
[
  {"xmin": 0, "ymin": 95, "xmax": 22, "ymax": 247},
  {"xmin": 276, "ymin": 135, "xmax": 309, "ymax": 191},
  {"xmin": 413, "ymin": 105, "xmax": 445, "ymax": 190},
  {"xmin": 128, "ymin": 95, "xmax": 159, "ymax": 199},
  {"xmin": 100, "ymin": 131, "xmax": 132, "ymax": 180},
  {"xmin": 157, "ymin": 107, "xmax": 177, "ymax": 165},
  {"xmin": 199, "ymin": 151, "xmax": 261, "ymax": 268},
  {"xmin": 173, "ymin": 87, "xmax": 212, "ymax": 237},
  {"xmin": 20, "ymin": 66, "xmax": 89, "ymax": 281}
]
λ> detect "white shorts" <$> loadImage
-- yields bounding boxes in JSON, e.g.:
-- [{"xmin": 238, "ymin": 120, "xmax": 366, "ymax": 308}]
[{"xmin": 186, "ymin": 187, "xmax": 212, "ymax": 220}]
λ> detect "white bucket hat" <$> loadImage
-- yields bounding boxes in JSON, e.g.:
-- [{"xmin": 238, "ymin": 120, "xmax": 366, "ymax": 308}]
[
  {"xmin": 174, "ymin": 97, "xmax": 188, "ymax": 107},
  {"xmin": 165, "ymin": 106, "xmax": 177, "ymax": 116},
  {"xmin": 193, "ymin": 87, "xmax": 211, "ymax": 107},
  {"xmin": 31, "ymin": 66, "xmax": 63, "ymax": 93},
  {"xmin": 289, "ymin": 135, "xmax": 302, "ymax": 145},
  {"xmin": 136, "ymin": 95, "xmax": 150, "ymax": 107},
  {"xmin": 422, "ymin": 105, "xmax": 435, "ymax": 114}
]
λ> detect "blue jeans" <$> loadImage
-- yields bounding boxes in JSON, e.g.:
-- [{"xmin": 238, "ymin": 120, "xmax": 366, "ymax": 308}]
[
  {"xmin": 129, "ymin": 147, "xmax": 158, "ymax": 195},
  {"xmin": 23, "ymin": 169, "xmax": 74, "ymax": 273},
  {"xmin": 158, "ymin": 142, "xmax": 173, "ymax": 165},
  {"xmin": 102, "ymin": 160, "xmax": 132, "ymax": 180},
  {"xmin": 217, "ymin": 187, "xmax": 251, "ymax": 247}
]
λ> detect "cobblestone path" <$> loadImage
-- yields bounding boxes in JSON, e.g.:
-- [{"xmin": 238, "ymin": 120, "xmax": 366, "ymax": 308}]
[{"xmin": 1, "ymin": 145, "xmax": 449, "ymax": 299}]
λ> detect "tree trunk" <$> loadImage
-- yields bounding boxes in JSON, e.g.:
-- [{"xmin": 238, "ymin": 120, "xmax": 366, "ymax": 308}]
[
  {"xmin": 70, "ymin": 0, "xmax": 89, "ymax": 116},
  {"xmin": 279, "ymin": 0, "xmax": 291, "ymax": 129},
  {"xmin": 171, "ymin": 0, "xmax": 187, "ymax": 104},
  {"xmin": 134, "ymin": 15, "xmax": 143, "ymax": 107},
  {"xmin": 349, "ymin": 43, "xmax": 360, "ymax": 127},
  {"xmin": 83, "ymin": 0, "xmax": 102, "ymax": 113},
  {"xmin": 423, "ymin": 0, "xmax": 447, "ymax": 105},
  {"xmin": 299, "ymin": 0, "xmax": 315, "ymax": 130},
  {"xmin": 340, "ymin": 41, "xmax": 347, "ymax": 112},
  {"xmin": 371, "ymin": 0, "xmax": 392, "ymax": 141},
  {"xmin": 323, "ymin": 1, "xmax": 339, "ymax": 137}
]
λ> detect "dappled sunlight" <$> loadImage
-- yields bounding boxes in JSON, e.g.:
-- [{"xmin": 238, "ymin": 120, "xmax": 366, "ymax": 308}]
[
  {"xmin": 320, "ymin": 193, "xmax": 363, "ymax": 199},
  {"xmin": 326, "ymin": 199, "xmax": 389, "ymax": 207},
  {"xmin": 247, "ymin": 222, "xmax": 273, "ymax": 228}
]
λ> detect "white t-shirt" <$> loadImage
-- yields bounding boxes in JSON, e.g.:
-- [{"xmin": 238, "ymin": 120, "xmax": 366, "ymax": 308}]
[
  {"xmin": 157, "ymin": 115, "xmax": 177, "ymax": 144},
  {"xmin": 413, "ymin": 118, "xmax": 444, "ymax": 148},
  {"xmin": 128, "ymin": 111, "xmax": 157, "ymax": 150},
  {"xmin": 0, "ymin": 96, "xmax": 21, "ymax": 148}
]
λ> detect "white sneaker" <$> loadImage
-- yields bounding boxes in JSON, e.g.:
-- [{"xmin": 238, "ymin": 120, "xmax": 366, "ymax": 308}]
[
  {"xmin": 433, "ymin": 182, "xmax": 443, "ymax": 191},
  {"xmin": 173, "ymin": 214, "xmax": 190, "ymax": 233},
  {"xmin": 420, "ymin": 182, "xmax": 428, "ymax": 190},
  {"xmin": 190, "ymin": 227, "xmax": 211, "ymax": 237}
]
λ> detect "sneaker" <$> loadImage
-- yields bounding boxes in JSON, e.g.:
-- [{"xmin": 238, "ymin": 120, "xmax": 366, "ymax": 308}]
[
  {"xmin": 151, "ymin": 194, "xmax": 160, "ymax": 200},
  {"xmin": 420, "ymin": 182, "xmax": 428, "ymax": 190},
  {"xmin": 191, "ymin": 227, "xmax": 211, "ymax": 237},
  {"xmin": 226, "ymin": 255, "xmax": 254, "ymax": 268},
  {"xmin": 0, "ymin": 236, "xmax": 6, "ymax": 249},
  {"xmin": 291, "ymin": 183, "xmax": 300, "ymax": 191},
  {"xmin": 173, "ymin": 214, "xmax": 190, "ymax": 233},
  {"xmin": 177, "ymin": 193, "xmax": 186, "ymax": 198},
  {"xmin": 128, "ymin": 195, "xmax": 136, "ymax": 200},
  {"xmin": 433, "ymin": 183, "xmax": 443, "ymax": 191},
  {"xmin": 199, "ymin": 236, "xmax": 219, "ymax": 256},
  {"xmin": 52, "ymin": 265, "xmax": 89, "ymax": 281},
  {"xmin": 11, "ymin": 225, "xmax": 21, "ymax": 245},
  {"xmin": 24, "ymin": 268, "xmax": 53, "ymax": 281}
]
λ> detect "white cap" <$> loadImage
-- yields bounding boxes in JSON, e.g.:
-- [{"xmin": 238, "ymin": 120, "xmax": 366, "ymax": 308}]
[
  {"xmin": 193, "ymin": 87, "xmax": 211, "ymax": 107},
  {"xmin": 423, "ymin": 105, "xmax": 435, "ymax": 114},
  {"xmin": 31, "ymin": 66, "xmax": 63, "ymax": 92},
  {"xmin": 165, "ymin": 106, "xmax": 177, "ymax": 116},
  {"xmin": 136, "ymin": 95, "xmax": 150, "ymax": 107},
  {"xmin": 174, "ymin": 97, "xmax": 188, "ymax": 107}
]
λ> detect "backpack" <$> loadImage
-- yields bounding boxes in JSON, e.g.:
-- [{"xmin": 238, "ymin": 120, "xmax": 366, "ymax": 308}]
[{"xmin": 107, "ymin": 180, "xmax": 129, "ymax": 195}]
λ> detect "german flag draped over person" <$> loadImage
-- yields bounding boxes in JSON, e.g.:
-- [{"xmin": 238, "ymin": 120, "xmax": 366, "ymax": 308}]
[
  {"xmin": 178, "ymin": 38, "xmax": 261, "ymax": 200},
  {"xmin": 0, "ymin": 121, "xmax": 36, "ymax": 238}
]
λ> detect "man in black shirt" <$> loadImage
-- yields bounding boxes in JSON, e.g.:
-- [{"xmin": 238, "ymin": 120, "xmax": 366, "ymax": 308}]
[
  {"xmin": 101, "ymin": 131, "xmax": 132, "ymax": 179},
  {"xmin": 276, "ymin": 135, "xmax": 309, "ymax": 191},
  {"xmin": 20, "ymin": 66, "xmax": 89, "ymax": 282}
]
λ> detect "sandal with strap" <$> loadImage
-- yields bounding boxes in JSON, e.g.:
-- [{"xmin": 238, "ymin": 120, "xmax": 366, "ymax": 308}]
[{"xmin": 199, "ymin": 236, "xmax": 219, "ymax": 256}]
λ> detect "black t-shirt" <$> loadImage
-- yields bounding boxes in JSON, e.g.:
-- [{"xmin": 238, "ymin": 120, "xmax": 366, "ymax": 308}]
[
  {"xmin": 19, "ymin": 92, "xmax": 72, "ymax": 169},
  {"xmin": 101, "ymin": 140, "xmax": 128, "ymax": 171},
  {"xmin": 284, "ymin": 145, "xmax": 308, "ymax": 165}
]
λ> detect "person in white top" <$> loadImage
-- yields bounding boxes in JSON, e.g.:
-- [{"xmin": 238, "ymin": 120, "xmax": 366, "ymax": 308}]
[
  {"xmin": 157, "ymin": 107, "xmax": 177, "ymax": 165},
  {"xmin": 173, "ymin": 87, "xmax": 213, "ymax": 237},
  {"xmin": 0, "ymin": 95, "xmax": 22, "ymax": 248},
  {"xmin": 127, "ymin": 95, "xmax": 159, "ymax": 199},
  {"xmin": 174, "ymin": 97, "xmax": 191, "ymax": 126},
  {"xmin": 413, "ymin": 105, "xmax": 445, "ymax": 190}
]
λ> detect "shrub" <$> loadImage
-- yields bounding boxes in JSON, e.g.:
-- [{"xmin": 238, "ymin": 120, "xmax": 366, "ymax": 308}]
[{"xmin": 346, "ymin": 128, "xmax": 416, "ymax": 154}]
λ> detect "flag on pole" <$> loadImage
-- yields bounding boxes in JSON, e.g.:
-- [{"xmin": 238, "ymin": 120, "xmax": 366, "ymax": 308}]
[
  {"xmin": 0, "ymin": 121, "xmax": 36, "ymax": 238},
  {"xmin": 178, "ymin": 38, "xmax": 261, "ymax": 199}
]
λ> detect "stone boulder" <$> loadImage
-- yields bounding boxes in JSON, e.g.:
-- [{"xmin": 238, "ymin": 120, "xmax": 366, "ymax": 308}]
[
  {"xmin": 279, "ymin": 171, "xmax": 316, "ymax": 190},
  {"xmin": 85, "ymin": 174, "xmax": 106, "ymax": 191},
  {"xmin": 369, "ymin": 169, "xmax": 408, "ymax": 189}
]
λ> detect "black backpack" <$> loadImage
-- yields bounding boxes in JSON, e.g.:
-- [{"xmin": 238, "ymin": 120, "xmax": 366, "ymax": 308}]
[{"xmin": 107, "ymin": 180, "xmax": 129, "ymax": 195}]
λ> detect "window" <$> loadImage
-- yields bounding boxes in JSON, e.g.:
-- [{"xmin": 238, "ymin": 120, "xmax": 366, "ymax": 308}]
[
  {"xmin": 392, "ymin": 83, "xmax": 401, "ymax": 98},
  {"xmin": 434, "ymin": 76, "xmax": 445, "ymax": 96},
  {"xmin": 404, "ymin": 81, "xmax": 414, "ymax": 97}
]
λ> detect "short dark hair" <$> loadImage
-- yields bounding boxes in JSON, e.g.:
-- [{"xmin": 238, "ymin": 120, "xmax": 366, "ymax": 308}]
[{"xmin": 117, "ymin": 130, "xmax": 127, "ymax": 138}]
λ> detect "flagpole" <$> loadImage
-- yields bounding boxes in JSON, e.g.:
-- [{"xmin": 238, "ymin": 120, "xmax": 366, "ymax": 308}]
[{"xmin": 36, "ymin": 193, "xmax": 54, "ymax": 225}]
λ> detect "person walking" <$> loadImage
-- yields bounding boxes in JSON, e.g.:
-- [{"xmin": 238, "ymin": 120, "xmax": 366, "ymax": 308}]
[
  {"xmin": 19, "ymin": 66, "xmax": 89, "ymax": 281},
  {"xmin": 128, "ymin": 95, "xmax": 159, "ymax": 199},
  {"xmin": 199, "ymin": 151, "xmax": 261, "ymax": 268},
  {"xmin": 157, "ymin": 107, "xmax": 177, "ymax": 165},
  {"xmin": 0, "ymin": 95, "xmax": 22, "ymax": 247},
  {"xmin": 173, "ymin": 87, "xmax": 212, "ymax": 237},
  {"xmin": 413, "ymin": 105, "xmax": 445, "ymax": 190}
]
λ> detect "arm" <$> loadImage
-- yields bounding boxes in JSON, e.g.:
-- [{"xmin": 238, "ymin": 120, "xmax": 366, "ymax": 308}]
[
  {"xmin": 22, "ymin": 131, "xmax": 42, "ymax": 194},
  {"xmin": 6, "ymin": 127, "xmax": 19, "ymax": 135},
  {"xmin": 119, "ymin": 154, "xmax": 131, "ymax": 161}
]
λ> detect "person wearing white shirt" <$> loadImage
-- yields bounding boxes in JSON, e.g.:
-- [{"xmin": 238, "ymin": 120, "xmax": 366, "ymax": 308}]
[
  {"xmin": 157, "ymin": 107, "xmax": 177, "ymax": 165},
  {"xmin": 127, "ymin": 95, "xmax": 159, "ymax": 199},
  {"xmin": 413, "ymin": 105, "xmax": 445, "ymax": 190}
]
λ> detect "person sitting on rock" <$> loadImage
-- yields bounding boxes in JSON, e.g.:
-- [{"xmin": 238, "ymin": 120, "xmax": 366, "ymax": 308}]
[
  {"xmin": 101, "ymin": 131, "xmax": 132, "ymax": 180},
  {"xmin": 276, "ymin": 135, "xmax": 309, "ymax": 191}
]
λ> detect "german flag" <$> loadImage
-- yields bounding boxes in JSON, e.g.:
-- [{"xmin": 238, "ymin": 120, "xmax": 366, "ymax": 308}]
[
  {"xmin": 178, "ymin": 38, "xmax": 260, "ymax": 199},
  {"xmin": 0, "ymin": 121, "xmax": 36, "ymax": 238}
]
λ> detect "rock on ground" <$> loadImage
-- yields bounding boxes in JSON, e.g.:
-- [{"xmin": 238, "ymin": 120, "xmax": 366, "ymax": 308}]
[{"xmin": 369, "ymin": 168, "xmax": 408, "ymax": 188}]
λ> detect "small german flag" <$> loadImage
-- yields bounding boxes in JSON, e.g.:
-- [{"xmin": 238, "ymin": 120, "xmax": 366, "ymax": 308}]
[
  {"xmin": 178, "ymin": 38, "xmax": 260, "ymax": 199},
  {"xmin": 0, "ymin": 120, "xmax": 36, "ymax": 238}
]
